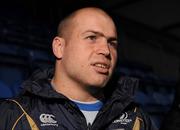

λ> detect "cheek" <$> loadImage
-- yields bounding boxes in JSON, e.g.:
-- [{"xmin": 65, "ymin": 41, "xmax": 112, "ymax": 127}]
[
  {"xmin": 67, "ymin": 48, "xmax": 89, "ymax": 66},
  {"xmin": 62, "ymin": 46, "xmax": 78, "ymax": 67},
  {"xmin": 111, "ymin": 51, "xmax": 118, "ymax": 64}
]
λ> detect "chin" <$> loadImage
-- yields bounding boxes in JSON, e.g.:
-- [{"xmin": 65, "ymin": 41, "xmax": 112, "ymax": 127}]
[
  {"xmin": 91, "ymin": 81, "xmax": 108, "ymax": 88},
  {"xmin": 86, "ymin": 76, "xmax": 110, "ymax": 88}
]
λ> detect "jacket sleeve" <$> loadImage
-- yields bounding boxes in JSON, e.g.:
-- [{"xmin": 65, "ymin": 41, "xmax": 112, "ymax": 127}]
[
  {"xmin": 137, "ymin": 108, "xmax": 159, "ymax": 130},
  {"xmin": 0, "ymin": 99, "xmax": 23, "ymax": 130}
]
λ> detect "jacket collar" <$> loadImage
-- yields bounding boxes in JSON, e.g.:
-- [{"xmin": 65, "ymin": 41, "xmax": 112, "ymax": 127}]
[
  {"xmin": 21, "ymin": 68, "xmax": 137, "ymax": 102},
  {"xmin": 21, "ymin": 67, "xmax": 68, "ymax": 99}
]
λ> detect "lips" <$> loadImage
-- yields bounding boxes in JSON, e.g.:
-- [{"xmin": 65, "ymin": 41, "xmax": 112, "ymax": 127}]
[
  {"xmin": 93, "ymin": 63, "xmax": 110, "ymax": 69},
  {"xmin": 91, "ymin": 62, "xmax": 110, "ymax": 74}
]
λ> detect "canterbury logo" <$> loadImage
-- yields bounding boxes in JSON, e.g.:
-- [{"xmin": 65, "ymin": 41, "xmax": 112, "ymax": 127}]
[{"xmin": 39, "ymin": 114, "xmax": 58, "ymax": 127}]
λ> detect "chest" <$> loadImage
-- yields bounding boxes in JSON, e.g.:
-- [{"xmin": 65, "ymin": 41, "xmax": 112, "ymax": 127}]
[{"xmin": 14, "ymin": 101, "xmax": 141, "ymax": 130}]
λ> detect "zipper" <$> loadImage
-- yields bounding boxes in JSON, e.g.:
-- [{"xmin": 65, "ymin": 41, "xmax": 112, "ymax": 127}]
[
  {"xmin": 65, "ymin": 101, "xmax": 88, "ymax": 129},
  {"xmin": 87, "ymin": 123, "xmax": 91, "ymax": 130}
]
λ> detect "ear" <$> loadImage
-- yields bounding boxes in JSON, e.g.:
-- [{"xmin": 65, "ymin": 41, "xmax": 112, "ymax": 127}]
[{"xmin": 52, "ymin": 36, "xmax": 65, "ymax": 59}]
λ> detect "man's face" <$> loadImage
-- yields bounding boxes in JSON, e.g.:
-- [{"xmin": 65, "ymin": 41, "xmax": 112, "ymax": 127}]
[{"xmin": 60, "ymin": 11, "xmax": 118, "ymax": 88}]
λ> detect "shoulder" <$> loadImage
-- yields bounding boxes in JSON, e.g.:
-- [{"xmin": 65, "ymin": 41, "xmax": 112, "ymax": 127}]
[
  {"xmin": 0, "ymin": 98, "xmax": 22, "ymax": 112},
  {"xmin": 134, "ymin": 107, "xmax": 158, "ymax": 130},
  {"xmin": 0, "ymin": 98, "xmax": 25, "ymax": 117},
  {"xmin": 0, "ymin": 98, "xmax": 24, "ymax": 129},
  {"xmin": 124, "ymin": 103, "xmax": 158, "ymax": 130}
]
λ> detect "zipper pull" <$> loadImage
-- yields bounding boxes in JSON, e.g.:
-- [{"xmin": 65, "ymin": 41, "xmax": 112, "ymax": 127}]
[{"xmin": 87, "ymin": 123, "xmax": 91, "ymax": 130}]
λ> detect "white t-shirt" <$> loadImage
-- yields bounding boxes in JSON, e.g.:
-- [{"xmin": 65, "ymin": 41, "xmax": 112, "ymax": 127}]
[{"xmin": 72, "ymin": 99, "xmax": 103, "ymax": 125}]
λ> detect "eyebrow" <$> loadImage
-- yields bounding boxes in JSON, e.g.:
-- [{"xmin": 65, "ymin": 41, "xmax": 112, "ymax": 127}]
[{"xmin": 82, "ymin": 30, "xmax": 118, "ymax": 41}]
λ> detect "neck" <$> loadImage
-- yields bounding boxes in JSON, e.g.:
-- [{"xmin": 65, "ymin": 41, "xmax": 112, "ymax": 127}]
[{"xmin": 51, "ymin": 78, "xmax": 104, "ymax": 102}]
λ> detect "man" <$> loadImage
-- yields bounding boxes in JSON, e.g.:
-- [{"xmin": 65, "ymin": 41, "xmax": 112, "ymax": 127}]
[{"xmin": 0, "ymin": 7, "xmax": 157, "ymax": 130}]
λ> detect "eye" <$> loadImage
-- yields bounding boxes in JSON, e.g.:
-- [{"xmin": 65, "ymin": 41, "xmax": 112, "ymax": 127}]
[
  {"xmin": 109, "ymin": 41, "xmax": 118, "ymax": 48},
  {"xmin": 86, "ymin": 35, "xmax": 97, "ymax": 41}
]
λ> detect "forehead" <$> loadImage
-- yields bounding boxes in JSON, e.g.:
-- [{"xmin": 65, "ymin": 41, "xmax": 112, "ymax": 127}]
[{"xmin": 72, "ymin": 9, "xmax": 117, "ymax": 37}]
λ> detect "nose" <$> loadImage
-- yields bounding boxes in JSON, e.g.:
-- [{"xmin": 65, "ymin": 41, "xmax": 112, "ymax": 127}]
[{"xmin": 96, "ymin": 39, "xmax": 111, "ymax": 58}]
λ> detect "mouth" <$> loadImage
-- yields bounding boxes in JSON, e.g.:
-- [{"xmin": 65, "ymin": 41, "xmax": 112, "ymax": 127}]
[
  {"xmin": 91, "ymin": 62, "xmax": 110, "ymax": 74},
  {"xmin": 93, "ymin": 63, "xmax": 110, "ymax": 69}
]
